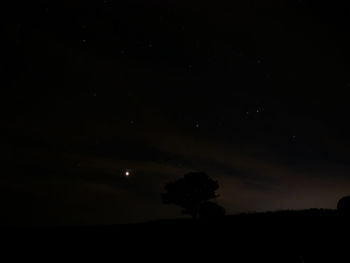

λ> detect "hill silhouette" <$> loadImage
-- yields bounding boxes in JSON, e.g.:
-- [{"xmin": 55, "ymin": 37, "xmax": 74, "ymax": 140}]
[{"xmin": 3, "ymin": 208, "xmax": 349, "ymax": 262}]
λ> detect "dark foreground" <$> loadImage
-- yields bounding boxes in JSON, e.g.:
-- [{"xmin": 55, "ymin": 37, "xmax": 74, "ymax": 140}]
[{"xmin": 2, "ymin": 209, "xmax": 349, "ymax": 262}]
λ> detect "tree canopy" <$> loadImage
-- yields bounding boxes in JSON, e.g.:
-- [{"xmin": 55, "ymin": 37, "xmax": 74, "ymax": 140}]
[{"xmin": 162, "ymin": 172, "xmax": 224, "ymax": 220}]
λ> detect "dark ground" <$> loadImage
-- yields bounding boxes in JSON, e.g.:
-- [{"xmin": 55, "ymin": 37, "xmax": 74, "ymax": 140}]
[{"xmin": 3, "ymin": 209, "xmax": 349, "ymax": 262}]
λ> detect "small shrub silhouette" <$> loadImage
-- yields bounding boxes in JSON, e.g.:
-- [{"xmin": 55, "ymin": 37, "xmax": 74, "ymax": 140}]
[
  {"xmin": 337, "ymin": 196, "xmax": 350, "ymax": 216},
  {"xmin": 162, "ymin": 172, "xmax": 224, "ymax": 220}
]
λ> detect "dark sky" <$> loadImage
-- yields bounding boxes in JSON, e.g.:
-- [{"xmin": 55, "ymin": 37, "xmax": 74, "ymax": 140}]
[{"xmin": 4, "ymin": 0, "xmax": 350, "ymax": 226}]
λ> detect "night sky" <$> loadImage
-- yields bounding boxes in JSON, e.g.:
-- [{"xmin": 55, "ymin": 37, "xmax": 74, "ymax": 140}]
[{"xmin": 5, "ymin": 0, "xmax": 350, "ymax": 226}]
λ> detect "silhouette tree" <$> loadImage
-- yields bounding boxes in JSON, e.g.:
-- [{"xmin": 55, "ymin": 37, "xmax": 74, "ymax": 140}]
[
  {"xmin": 337, "ymin": 196, "xmax": 350, "ymax": 216},
  {"xmin": 197, "ymin": 201, "xmax": 226, "ymax": 221},
  {"xmin": 162, "ymin": 172, "xmax": 223, "ymax": 220}
]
